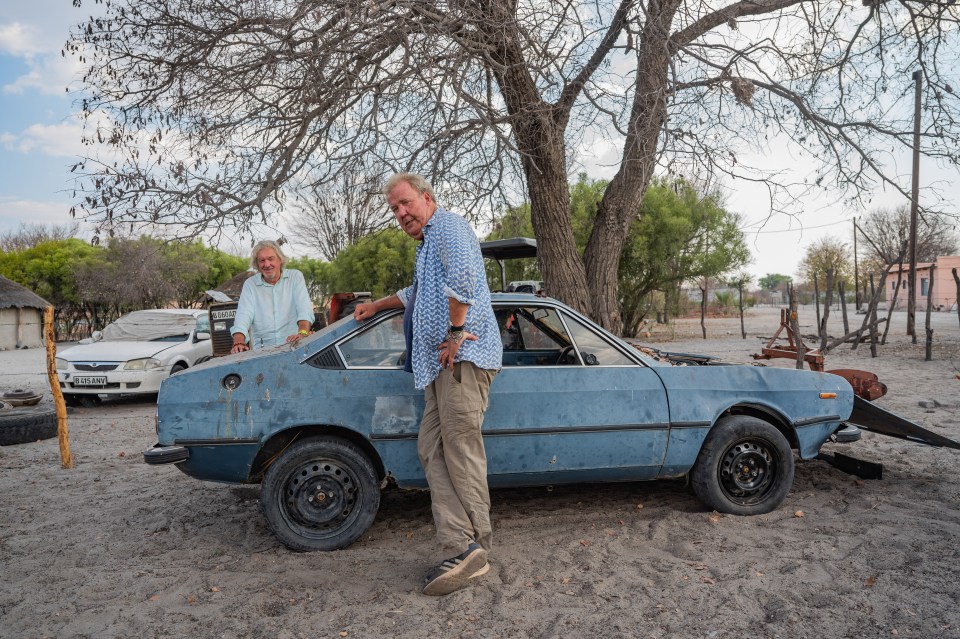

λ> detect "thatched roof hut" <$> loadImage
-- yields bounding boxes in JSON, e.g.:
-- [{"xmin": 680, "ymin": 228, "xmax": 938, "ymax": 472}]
[
  {"xmin": 0, "ymin": 276, "xmax": 50, "ymax": 349},
  {"xmin": 208, "ymin": 270, "xmax": 255, "ymax": 302}
]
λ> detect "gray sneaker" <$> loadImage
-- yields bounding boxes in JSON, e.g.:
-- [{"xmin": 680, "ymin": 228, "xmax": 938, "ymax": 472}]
[{"xmin": 422, "ymin": 543, "xmax": 488, "ymax": 596}]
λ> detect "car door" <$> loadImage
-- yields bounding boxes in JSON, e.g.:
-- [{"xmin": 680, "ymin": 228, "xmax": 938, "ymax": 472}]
[{"xmin": 482, "ymin": 304, "xmax": 670, "ymax": 486}]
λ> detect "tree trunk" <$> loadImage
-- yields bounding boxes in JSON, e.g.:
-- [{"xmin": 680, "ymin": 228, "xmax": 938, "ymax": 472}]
[{"xmin": 582, "ymin": 0, "xmax": 679, "ymax": 334}]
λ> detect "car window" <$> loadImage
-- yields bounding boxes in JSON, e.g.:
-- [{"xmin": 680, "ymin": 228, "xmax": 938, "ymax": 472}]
[
  {"xmin": 495, "ymin": 306, "xmax": 574, "ymax": 366},
  {"xmin": 562, "ymin": 313, "xmax": 637, "ymax": 366},
  {"xmin": 338, "ymin": 315, "xmax": 406, "ymax": 368}
]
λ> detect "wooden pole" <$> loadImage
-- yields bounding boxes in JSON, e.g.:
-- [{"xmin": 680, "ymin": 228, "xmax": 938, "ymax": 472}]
[
  {"xmin": 788, "ymin": 284, "xmax": 804, "ymax": 370},
  {"xmin": 954, "ymin": 268, "xmax": 960, "ymax": 331},
  {"xmin": 869, "ymin": 274, "xmax": 878, "ymax": 357},
  {"xmin": 43, "ymin": 306, "xmax": 73, "ymax": 469},
  {"xmin": 738, "ymin": 279, "xmax": 746, "ymax": 339},
  {"xmin": 907, "ymin": 70, "xmax": 921, "ymax": 342},
  {"xmin": 925, "ymin": 263, "xmax": 935, "ymax": 361},
  {"xmin": 853, "ymin": 218, "xmax": 861, "ymax": 311},
  {"xmin": 819, "ymin": 269, "xmax": 834, "ymax": 351},
  {"xmin": 813, "ymin": 273, "xmax": 821, "ymax": 339},
  {"xmin": 838, "ymin": 281, "xmax": 849, "ymax": 335}
]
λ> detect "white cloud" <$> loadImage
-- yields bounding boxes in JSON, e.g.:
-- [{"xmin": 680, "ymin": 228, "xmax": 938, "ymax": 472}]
[
  {"xmin": 0, "ymin": 196, "xmax": 81, "ymax": 233},
  {"xmin": 0, "ymin": 22, "xmax": 46, "ymax": 57},
  {"xmin": 1, "ymin": 118, "xmax": 86, "ymax": 157}
]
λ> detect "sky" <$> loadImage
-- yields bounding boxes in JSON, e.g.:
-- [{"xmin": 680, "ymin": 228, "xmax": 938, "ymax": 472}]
[{"xmin": 1, "ymin": 2, "xmax": 956, "ymax": 282}]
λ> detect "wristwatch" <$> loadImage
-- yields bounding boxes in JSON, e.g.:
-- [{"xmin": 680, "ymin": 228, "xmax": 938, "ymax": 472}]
[
  {"xmin": 446, "ymin": 323, "xmax": 465, "ymax": 343},
  {"xmin": 298, "ymin": 329, "xmax": 309, "ymax": 336}
]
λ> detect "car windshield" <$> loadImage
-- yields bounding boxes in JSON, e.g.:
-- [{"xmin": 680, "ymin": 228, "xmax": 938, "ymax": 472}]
[{"xmin": 100, "ymin": 311, "xmax": 197, "ymax": 342}]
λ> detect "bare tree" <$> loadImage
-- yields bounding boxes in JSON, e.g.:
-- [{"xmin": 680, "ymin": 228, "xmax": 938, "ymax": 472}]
[
  {"xmin": 288, "ymin": 171, "xmax": 393, "ymax": 261},
  {"xmin": 0, "ymin": 222, "xmax": 80, "ymax": 252},
  {"xmin": 858, "ymin": 205, "xmax": 959, "ymax": 272},
  {"xmin": 68, "ymin": 0, "xmax": 960, "ymax": 332}
]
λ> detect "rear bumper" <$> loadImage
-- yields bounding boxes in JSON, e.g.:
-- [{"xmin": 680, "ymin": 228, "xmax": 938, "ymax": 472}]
[{"xmin": 143, "ymin": 443, "xmax": 189, "ymax": 464}]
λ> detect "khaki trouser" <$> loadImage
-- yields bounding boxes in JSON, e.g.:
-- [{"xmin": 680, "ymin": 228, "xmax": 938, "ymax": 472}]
[{"xmin": 418, "ymin": 361, "xmax": 497, "ymax": 554}]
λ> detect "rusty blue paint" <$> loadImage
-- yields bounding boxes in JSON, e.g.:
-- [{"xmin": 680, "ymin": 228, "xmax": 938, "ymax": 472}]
[{"xmin": 152, "ymin": 295, "xmax": 855, "ymax": 492}]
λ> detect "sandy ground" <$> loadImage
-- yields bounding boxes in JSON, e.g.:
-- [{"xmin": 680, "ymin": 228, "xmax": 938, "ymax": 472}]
[{"xmin": 1, "ymin": 305, "xmax": 959, "ymax": 639}]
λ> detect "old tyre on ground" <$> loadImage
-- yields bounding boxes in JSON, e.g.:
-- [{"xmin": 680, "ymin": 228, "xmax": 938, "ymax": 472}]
[
  {"xmin": 691, "ymin": 415, "xmax": 795, "ymax": 515},
  {"xmin": 261, "ymin": 436, "xmax": 380, "ymax": 551},
  {"xmin": 0, "ymin": 404, "xmax": 57, "ymax": 446}
]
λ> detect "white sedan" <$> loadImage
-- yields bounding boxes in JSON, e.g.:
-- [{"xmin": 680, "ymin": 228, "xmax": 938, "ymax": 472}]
[{"xmin": 57, "ymin": 309, "xmax": 212, "ymax": 406}]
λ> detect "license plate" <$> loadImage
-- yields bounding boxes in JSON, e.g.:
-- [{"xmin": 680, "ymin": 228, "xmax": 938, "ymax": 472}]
[{"xmin": 73, "ymin": 376, "xmax": 107, "ymax": 386}]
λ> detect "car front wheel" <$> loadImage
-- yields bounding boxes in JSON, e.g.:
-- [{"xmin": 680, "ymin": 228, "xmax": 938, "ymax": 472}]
[
  {"xmin": 260, "ymin": 436, "xmax": 380, "ymax": 551},
  {"xmin": 691, "ymin": 415, "xmax": 794, "ymax": 515}
]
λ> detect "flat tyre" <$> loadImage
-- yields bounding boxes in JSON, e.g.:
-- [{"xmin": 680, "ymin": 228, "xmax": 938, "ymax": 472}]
[
  {"xmin": 691, "ymin": 415, "xmax": 794, "ymax": 515},
  {"xmin": 261, "ymin": 436, "xmax": 380, "ymax": 551}
]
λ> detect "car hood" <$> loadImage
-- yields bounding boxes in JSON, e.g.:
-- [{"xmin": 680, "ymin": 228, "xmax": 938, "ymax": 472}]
[{"xmin": 58, "ymin": 340, "xmax": 180, "ymax": 362}]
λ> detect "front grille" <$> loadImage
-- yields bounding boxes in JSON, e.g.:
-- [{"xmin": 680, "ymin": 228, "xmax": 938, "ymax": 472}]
[
  {"xmin": 74, "ymin": 363, "xmax": 119, "ymax": 372},
  {"xmin": 65, "ymin": 382, "xmax": 122, "ymax": 390}
]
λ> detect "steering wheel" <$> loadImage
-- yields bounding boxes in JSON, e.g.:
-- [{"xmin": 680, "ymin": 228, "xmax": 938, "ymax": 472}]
[{"xmin": 555, "ymin": 345, "xmax": 577, "ymax": 365}]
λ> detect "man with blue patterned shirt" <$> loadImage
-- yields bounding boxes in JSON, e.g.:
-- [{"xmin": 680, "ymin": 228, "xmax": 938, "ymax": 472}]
[{"xmin": 353, "ymin": 173, "xmax": 502, "ymax": 596}]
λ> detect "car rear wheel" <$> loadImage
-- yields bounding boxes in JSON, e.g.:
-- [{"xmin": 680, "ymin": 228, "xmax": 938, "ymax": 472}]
[
  {"xmin": 261, "ymin": 436, "xmax": 380, "ymax": 551},
  {"xmin": 691, "ymin": 415, "xmax": 794, "ymax": 515}
]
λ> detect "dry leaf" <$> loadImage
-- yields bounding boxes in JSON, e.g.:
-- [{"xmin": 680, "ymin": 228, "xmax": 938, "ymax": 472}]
[
  {"xmin": 561, "ymin": 576, "xmax": 571, "ymax": 584},
  {"xmin": 117, "ymin": 451, "xmax": 125, "ymax": 458},
  {"xmin": 794, "ymin": 510, "xmax": 805, "ymax": 518},
  {"xmin": 756, "ymin": 570, "xmax": 765, "ymax": 577},
  {"xmin": 148, "ymin": 594, "xmax": 160, "ymax": 602},
  {"xmin": 405, "ymin": 532, "xmax": 413, "ymax": 539},
  {"xmin": 340, "ymin": 632, "xmax": 349, "ymax": 637},
  {"xmin": 210, "ymin": 586, "xmax": 220, "ymax": 592},
  {"xmin": 865, "ymin": 576, "xmax": 876, "ymax": 587},
  {"xmin": 606, "ymin": 529, "xmax": 615, "ymax": 537},
  {"xmin": 636, "ymin": 504, "xmax": 644, "ymax": 510},
  {"xmin": 854, "ymin": 480, "xmax": 865, "ymax": 487},
  {"xmin": 692, "ymin": 564, "xmax": 708, "ymax": 571},
  {"xmin": 186, "ymin": 595, "xmax": 197, "ymax": 604},
  {"xmin": 700, "ymin": 576, "xmax": 716, "ymax": 585},
  {"xmin": 579, "ymin": 539, "xmax": 591, "ymax": 547},
  {"xmin": 707, "ymin": 513, "xmax": 722, "ymax": 524},
  {"xmin": 618, "ymin": 519, "xmax": 625, "ymax": 526}
]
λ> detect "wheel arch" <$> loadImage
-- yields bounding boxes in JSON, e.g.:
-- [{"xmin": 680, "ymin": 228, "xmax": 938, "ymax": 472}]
[
  {"xmin": 248, "ymin": 424, "xmax": 386, "ymax": 483},
  {"xmin": 720, "ymin": 403, "xmax": 798, "ymax": 450}
]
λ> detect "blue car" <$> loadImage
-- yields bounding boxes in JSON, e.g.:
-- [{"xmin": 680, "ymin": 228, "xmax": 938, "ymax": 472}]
[{"xmin": 144, "ymin": 294, "xmax": 954, "ymax": 551}]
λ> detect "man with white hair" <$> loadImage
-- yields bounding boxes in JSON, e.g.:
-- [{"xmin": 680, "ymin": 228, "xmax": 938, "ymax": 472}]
[{"xmin": 230, "ymin": 240, "xmax": 315, "ymax": 353}]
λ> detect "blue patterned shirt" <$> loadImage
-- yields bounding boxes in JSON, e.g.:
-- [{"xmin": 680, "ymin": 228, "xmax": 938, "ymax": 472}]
[
  {"xmin": 396, "ymin": 208, "xmax": 502, "ymax": 390},
  {"xmin": 231, "ymin": 268, "xmax": 315, "ymax": 349}
]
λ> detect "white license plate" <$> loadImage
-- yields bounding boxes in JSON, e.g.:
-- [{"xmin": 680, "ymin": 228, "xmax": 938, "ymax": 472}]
[{"xmin": 73, "ymin": 376, "xmax": 107, "ymax": 386}]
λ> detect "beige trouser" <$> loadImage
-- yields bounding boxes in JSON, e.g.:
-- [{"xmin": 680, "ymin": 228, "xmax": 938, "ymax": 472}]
[{"xmin": 418, "ymin": 360, "xmax": 497, "ymax": 554}]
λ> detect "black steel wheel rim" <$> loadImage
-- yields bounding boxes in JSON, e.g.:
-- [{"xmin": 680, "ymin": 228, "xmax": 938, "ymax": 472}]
[
  {"xmin": 279, "ymin": 457, "xmax": 361, "ymax": 539},
  {"xmin": 718, "ymin": 439, "xmax": 776, "ymax": 505}
]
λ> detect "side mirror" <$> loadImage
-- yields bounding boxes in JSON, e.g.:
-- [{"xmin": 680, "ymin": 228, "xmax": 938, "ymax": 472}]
[
  {"xmin": 195, "ymin": 331, "xmax": 211, "ymax": 341},
  {"xmin": 91, "ymin": 330, "xmax": 103, "ymax": 342}
]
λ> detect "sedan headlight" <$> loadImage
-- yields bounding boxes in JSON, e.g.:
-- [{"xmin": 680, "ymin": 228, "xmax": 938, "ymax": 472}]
[
  {"xmin": 124, "ymin": 358, "xmax": 163, "ymax": 371},
  {"xmin": 55, "ymin": 358, "xmax": 67, "ymax": 370}
]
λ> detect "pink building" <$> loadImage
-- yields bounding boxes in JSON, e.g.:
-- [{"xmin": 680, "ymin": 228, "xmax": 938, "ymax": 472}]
[{"xmin": 884, "ymin": 255, "xmax": 960, "ymax": 311}]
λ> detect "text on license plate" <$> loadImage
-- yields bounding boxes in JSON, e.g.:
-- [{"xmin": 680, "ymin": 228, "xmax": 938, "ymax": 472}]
[{"xmin": 73, "ymin": 376, "xmax": 107, "ymax": 386}]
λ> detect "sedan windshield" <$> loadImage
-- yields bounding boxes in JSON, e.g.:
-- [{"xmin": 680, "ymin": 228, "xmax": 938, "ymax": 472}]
[{"xmin": 101, "ymin": 311, "xmax": 197, "ymax": 342}]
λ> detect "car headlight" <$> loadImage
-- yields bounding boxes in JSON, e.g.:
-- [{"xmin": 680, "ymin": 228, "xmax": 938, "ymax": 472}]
[
  {"xmin": 55, "ymin": 358, "xmax": 67, "ymax": 370},
  {"xmin": 124, "ymin": 358, "xmax": 163, "ymax": 371}
]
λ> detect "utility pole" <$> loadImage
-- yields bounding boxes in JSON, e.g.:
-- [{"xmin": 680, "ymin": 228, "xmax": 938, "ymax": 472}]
[
  {"xmin": 907, "ymin": 70, "xmax": 921, "ymax": 343},
  {"xmin": 853, "ymin": 218, "xmax": 860, "ymax": 311}
]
